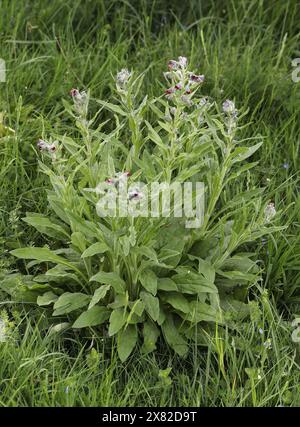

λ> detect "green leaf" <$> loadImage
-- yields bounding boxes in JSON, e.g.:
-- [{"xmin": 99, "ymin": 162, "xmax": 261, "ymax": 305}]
[
  {"xmin": 37, "ymin": 291, "xmax": 58, "ymax": 306},
  {"xmin": 89, "ymin": 285, "xmax": 111, "ymax": 309},
  {"xmin": 141, "ymin": 320, "xmax": 160, "ymax": 354},
  {"xmin": 40, "ymin": 265, "xmax": 81, "ymax": 285},
  {"xmin": 161, "ymin": 315, "xmax": 188, "ymax": 357},
  {"xmin": 197, "ymin": 258, "xmax": 215, "ymax": 283},
  {"xmin": 172, "ymin": 269, "xmax": 218, "ymax": 295},
  {"xmin": 90, "ymin": 272, "xmax": 125, "ymax": 294},
  {"xmin": 71, "ymin": 232, "xmax": 86, "ymax": 253},
  {"xmin": 10, "ymin": 247, "xmax": 84, "ymax": 279},
  {"xmin": 108, "ymin": 308, "xmax": 126, "ymax": 336},
  {"xmin": 186, "ymin": 300, "xmax": 220, "ymax": 323},
  {"xmin": 117, "ymin": 325, "xmax": 138, "ymax": 362},
  {"xmin": 11, "ymin": 247, "xmax": 68, "ymax": 264},
  {"xmin": 53, "ymin": 292, "xmax": 90, "ymax": 316},
  {"xmin": 23, "ymin": 215, "xmax": 69, "ymax": 239},
  {"xmin": 82, "ymin": 242, "xmax": 109, "ymax": 258},
  {"xmin": 145, "ymin": 120, "xmax": 166, "ymax": 151},
  {"xmin": 73, "ymin": 306, "xmax": 110, "ymax": 328},
  {"xmin": 140, "ymin": 291, "xmax": 160, "ymax": 321},
  {"xmin": 48, "ymin": 322, "xmax": 70, "ymax": 336},
  {"xmin": 217, "ymin": 270, "xmax": 258, "ymax": 285},
  {"xmin": 108, "ymin": 294, "xmax": 128, "ymax": 309},
  {"xmin": 65, "ymin": 210, "xmax": 99, "ymax": 238},
  {"xmin": 157, "ymin": 306, "xmax": 166, "ymax": 326},
  {"xmin": 157, "ymin": 278, "xmax": 178, "ymax": 292},
  {"xmin": 230, "ymin": 142, "xmax": 262, "ymax": 163},
  {"xmin": 0, "ymin": 121, "xmax": 15, "ymax": 137},
  {"xmin": 163, "ymin": 292, "xmax": 190, "ymax": 314},
  {"xmin": 127, "ymin": 299, "xmax": 145, "ymax": 324},
  {"xmin": 96, "ymin": 100, "xmax": 127, "ymax": 116},
  {"xmin": 139, "ymin": 269, "xmax": 157, "ymax": 295}
]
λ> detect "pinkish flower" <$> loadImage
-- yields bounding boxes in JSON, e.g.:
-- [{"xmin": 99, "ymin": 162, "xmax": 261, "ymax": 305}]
[
  {"xmin": 168, "ymin": 60, "xmax": 178, "ymax": 70},
  {"xmin": 178, "ymin": 56, "xmax": 188, "ymax": 68},
  {"xmin": 70, "ymin": 88, "xmax": 80, "ymax": 98},
  {"xmin": 189, "ymin": 73, "xmax": 205, "ymax": 83},
  {"xmin": 165, "ymin": 87, "xmax": 176, "ymax": 95},
  {"xmin": 106, "ymin": 172, "xmax": 131, "ymax": 188},
  {"xmin": 37, "ymin": 139, "xmax": 48, "ymax": 151},
  {"xmin": 37, "ymin": 139, "xmax": 57, "ymax": 154},
  {"xmin": 222, "ymin": 99, "xmax": 236, "ymax": 114}
]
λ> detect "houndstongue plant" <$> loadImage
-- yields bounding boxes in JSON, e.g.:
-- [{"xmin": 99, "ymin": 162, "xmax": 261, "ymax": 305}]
[{"xmin": 7, "ymin": 57, "xmax": 280, "ymax": 361}]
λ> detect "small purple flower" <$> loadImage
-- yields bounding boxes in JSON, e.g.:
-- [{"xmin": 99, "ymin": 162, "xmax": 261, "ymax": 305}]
[
  {"xmin": 106, "ymin": 172, "xmax": 130, "ymax": 188},
  {"xmin": 37, "ymin": 139, "xmax": 48, "ymax": 151},
  {"xmin": 222, "ymin": 99, "xmax": 236, "ymax": 114},
  {"xmin": 168, "ymin": 60, "xmax": 178, "ymax": 70},
  {"xmin": 37, "ymin": 139, "xmax": 57, "ymax": 154},
  {"xmin": 189, "ymin": 73, "xmax": 205, "ymax": 83},
  {"xmin": 282, "ymin": 162, "xmax": 289, "ymax": 170},
  {"xmin": 70, "ymin": 88, "xmax": 88, "ymax": 117},
  {"xmin": 116, "ymin": 68, "xmax": 131, "ymax": 88},
  {"xmin": 165, "ymin": 87, "xmax": 177, "ymax": 99},
  {"xmin": 178, "ymin": 56, "xmax": 188, "ymax": 68},
  {"xmin": 70, "ymin": 88, "xmax": 79, "ymax": 98}
]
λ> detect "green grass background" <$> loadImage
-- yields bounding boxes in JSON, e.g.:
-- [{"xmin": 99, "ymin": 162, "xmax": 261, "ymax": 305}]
[{"xmin": 0, "ymin": 0, "xmax": 300, "ymax": 406}]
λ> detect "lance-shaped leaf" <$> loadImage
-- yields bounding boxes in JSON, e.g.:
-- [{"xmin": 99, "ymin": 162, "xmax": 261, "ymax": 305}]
[
  {"xmin": 37, "ymin": 291, "xmax": 58, "ymax": 306},
  {"xmin": 81, "ymin": 242, "xmax": 110, "ymax": 258},
  {"xmin": 162, "ymin": 315, "xmax": 188, "ymax": 357},
  {"xmin": 53, "ymin": 292, "xmax": 90, "ymax": 316},
  {"xmin": 108, "ymin": 308, "xmax": 127, "ymax": 336},
  {"xmin": 88, "ymin": 285, "xmax": 111, "ymax": 309},
  {"xmin": 73, "ymin": 306, "xmax": 110, "ymax": 328},
  {"xmin": 117, "ymin": 325, "xmax": 138, "ymax": 362},
  {"xmin": 90, "ymin": 272, "xmax": 125, "ymax": 294},
  {"xmin": 141, "ymin": 320, "xmax": 160, "ymax": 354},
  {"xmin": 139, "ymin": 269, "xmax": 157, "ymax": 295},
  {"xmin": 140, "ymin": 291, "xmax": 160, "ymax": 321}
]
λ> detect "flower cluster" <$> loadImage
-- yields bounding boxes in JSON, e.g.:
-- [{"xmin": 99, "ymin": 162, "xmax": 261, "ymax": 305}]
[
  {"xmin": 70, "ymin": 88, "xmax": 89, "ymax": 117},
  {"xmin": 164, "ymin": 56, "xmax": 204, "ymax": 101},
  {"xmin": 222, "ymin": 99, "xmax": 238, "ymax": 134},
  {"xmin": 106, "ymin": 171, "xmax": 131, "ymax": 188},
  {"xmin": 116, "ymin": 68, "xmax": 132, "ymax": 90},
  {"xmin": 105, "ymin": 172, "xmax": 143, "ymax": 201},
  {"xmin": 222, "ymin": 99, "xmax": 238, "ymax": 117},
  {"xmin": 37, "ymin": 139, "xmax": 57, "ymax": 153}
]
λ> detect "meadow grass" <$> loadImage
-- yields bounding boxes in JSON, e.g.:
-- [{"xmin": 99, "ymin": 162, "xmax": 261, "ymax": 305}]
[{"xmin": 0, "ymin": 0, "xmax": 300, "ymax": 406}]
